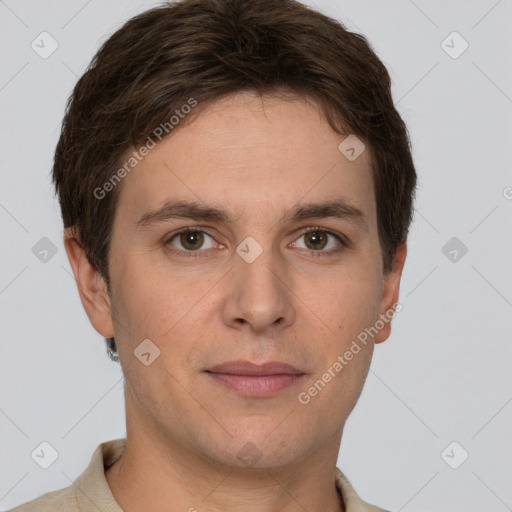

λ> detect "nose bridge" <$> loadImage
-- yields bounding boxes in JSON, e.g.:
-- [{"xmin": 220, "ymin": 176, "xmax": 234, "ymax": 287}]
[{"xmin": 225, "ymin": 236, "xmax": 295, "ymax": 333}]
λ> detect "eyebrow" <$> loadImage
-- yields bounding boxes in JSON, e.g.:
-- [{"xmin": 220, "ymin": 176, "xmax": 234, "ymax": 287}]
[{"xmin": 136, "ymin": 198, "xmax": 367, "ymax": 230}]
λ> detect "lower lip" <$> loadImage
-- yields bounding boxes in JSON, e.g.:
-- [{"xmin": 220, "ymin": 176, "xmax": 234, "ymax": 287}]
[{"xmin": 206, "ymin": 372, "xmax": 304, "ymax": 397}]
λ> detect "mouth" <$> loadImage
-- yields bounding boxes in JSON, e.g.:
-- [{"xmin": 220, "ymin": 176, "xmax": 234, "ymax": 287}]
[{"xmin": 204, "ymin": 360, "xmax": 306, "ymax": 397}]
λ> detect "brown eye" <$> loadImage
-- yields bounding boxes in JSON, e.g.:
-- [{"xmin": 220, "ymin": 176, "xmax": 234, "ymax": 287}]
[
  {"xmin": 303, "ymin": 231, "xmax": 328, "ymax": 250},
  {"xmin": 167, "ymin": 229, "xmax": 216, "ymax": 253},
  {"xmin": 291, "ymin": 227, "xmax": 345, "ymax": 255},
  {"xmin": 179, "ymin": 230, "xmax": 204, "ymax": 250}
]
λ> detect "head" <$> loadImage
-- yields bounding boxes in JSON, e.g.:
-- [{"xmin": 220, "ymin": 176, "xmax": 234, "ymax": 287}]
[{"xmin": 57, "ymin": 0, "xmax": 416, "ymax": 469}]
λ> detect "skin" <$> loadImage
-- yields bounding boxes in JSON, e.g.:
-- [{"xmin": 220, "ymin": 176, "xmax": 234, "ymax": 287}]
[{"xmin": 64, "ymin": 90, "xmax": 407, "ymax": 512}]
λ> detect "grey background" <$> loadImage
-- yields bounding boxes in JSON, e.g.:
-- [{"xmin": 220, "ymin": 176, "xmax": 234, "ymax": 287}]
[{"xmin": 1, "ymin": 0, "xmax": 511, "ymax": 510}]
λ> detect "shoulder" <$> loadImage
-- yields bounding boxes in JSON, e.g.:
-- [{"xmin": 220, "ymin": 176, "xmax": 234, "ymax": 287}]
[
  {"xmin": 8, "ymin": 439, "xmax": 126, "ymax": 512},
  {"xmin": 335, "ymin": 467, "xmax": 391, "ymax": 512},
  {"xmin": 8, "ymin": 485, "xmax": 77, "ymax": 511}
]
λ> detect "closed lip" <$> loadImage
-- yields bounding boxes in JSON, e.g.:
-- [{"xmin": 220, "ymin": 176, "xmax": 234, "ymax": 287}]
[{"xmin": 205, "ymin": 360, "xmax": 305, "ymax": 376}]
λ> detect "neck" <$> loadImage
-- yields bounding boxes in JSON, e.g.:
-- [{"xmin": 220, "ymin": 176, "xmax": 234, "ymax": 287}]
[{"xmin": 105, "ymin": 390, "xmax": 345, "ymax": 512}]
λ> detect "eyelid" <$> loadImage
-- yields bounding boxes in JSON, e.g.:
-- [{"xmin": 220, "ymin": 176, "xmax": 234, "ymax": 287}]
[{"xmin": 298, "ymin": 226, "xmax": 347, "ymax": 244}]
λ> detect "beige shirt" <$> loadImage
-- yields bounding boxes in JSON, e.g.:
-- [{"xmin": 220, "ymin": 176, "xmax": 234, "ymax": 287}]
[{"xmin": 10, "ymin": 439, "xmax": 389, "ymax": 512}]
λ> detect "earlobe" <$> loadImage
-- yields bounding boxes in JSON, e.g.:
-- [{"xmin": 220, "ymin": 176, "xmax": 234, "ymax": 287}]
[
  {"xmin": 63, "ymin": 227, "xmax": 115, "ymax": 338},
  {"xmin": 374, "ymin": 242, "xmax": 407, "ymax": 344}
]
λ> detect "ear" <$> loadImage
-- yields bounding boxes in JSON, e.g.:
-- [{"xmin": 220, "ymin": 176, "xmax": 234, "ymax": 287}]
[
  {"xmin": 374, "ymin": 241, "xmax": 407, "ymax": 344},
  {"xmin": 63, "ymin": 227, "xmax": 115, "ymax": 338}
]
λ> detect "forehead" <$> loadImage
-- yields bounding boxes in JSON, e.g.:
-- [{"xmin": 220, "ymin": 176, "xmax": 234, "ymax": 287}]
[{"xmin": 114, "ymin": 91, "xmax": 376, "ymax": 228}]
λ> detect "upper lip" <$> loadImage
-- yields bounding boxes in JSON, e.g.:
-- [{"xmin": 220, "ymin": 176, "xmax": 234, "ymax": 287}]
[{"xmin": 206, "ymin": 360, "xmax": 305, "ymax": 376}]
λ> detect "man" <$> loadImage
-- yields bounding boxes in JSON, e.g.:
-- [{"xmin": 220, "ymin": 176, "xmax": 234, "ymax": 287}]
[{"xmin": 12, "ymin": 0, "xmax": 416, "ymax": 510}]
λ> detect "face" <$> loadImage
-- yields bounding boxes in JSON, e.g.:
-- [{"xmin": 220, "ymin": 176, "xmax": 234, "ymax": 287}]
[{"xmin": 68, "ymin": 91, "xmax": 405, "ymax": 469}]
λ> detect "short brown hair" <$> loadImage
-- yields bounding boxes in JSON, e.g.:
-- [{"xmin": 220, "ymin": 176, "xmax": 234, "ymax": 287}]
[{"xmin": 53, "ymin": 0, "xmax": 416, "ymax": 360}]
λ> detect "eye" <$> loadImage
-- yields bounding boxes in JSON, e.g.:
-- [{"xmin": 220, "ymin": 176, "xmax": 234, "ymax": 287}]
[
  {"xmin": 164, "ymin": 226, "xmax": 346, "ymax": 259},
  {"xmin": 165, "ymin": 228, "xmax": 219, "ymax": 255},
  {"xmin": 291, "ymin": 227, "xmax": 346, "ymax": 255}
]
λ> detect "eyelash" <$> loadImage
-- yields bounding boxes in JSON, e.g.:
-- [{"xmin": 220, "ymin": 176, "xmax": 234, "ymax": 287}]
[{"xmin": 164, "ymin": 226, "xmax": 347, "ymax": 259}]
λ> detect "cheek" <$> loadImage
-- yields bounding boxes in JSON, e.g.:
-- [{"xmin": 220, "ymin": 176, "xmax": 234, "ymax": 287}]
[
  {"xmin": 320, "ymin": 264, "xmax": 382, "ymax": 336},
  {"xmin": 301, "ymin": 270, "xmax": 380, "ymax": 408},
  {"xmin": 110, "ymin": 256, "xmax": 186, "ymax": 336},
  {"xmin": 295, "ymin": 338, "xmax": 373, "ymax": 440}
]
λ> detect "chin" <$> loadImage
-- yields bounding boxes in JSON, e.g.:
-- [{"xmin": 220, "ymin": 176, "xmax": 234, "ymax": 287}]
[{"xmin": 205, "ymin": 425, "xmax": 317, "ymax": 470}]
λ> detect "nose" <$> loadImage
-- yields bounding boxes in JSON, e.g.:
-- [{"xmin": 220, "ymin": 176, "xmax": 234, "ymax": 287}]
[{"xmin": 221, "ymin": 245, "xmax": 296, "ymax": 336}]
